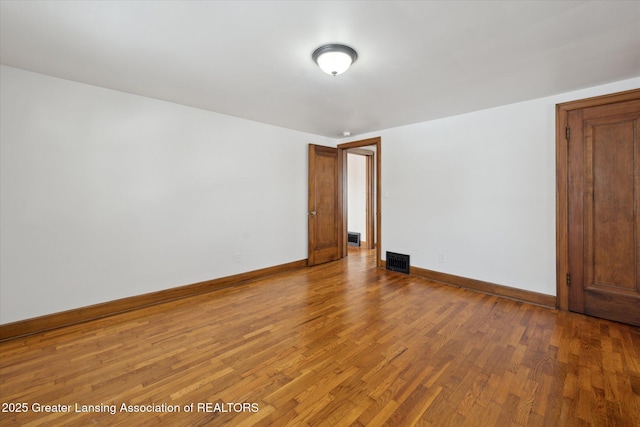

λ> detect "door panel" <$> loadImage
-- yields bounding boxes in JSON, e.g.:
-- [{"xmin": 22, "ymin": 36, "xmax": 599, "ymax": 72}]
[
  {"xmin": 589, "ymin": 118, "xmax": 635, "ymax": 290},
  {"xmin": 568, "ymin": 99, "xmax": 640, "ymax": 325},
  {"xmin": 308, "ymin": 144, "xmax": 343, "ymax": 266}
]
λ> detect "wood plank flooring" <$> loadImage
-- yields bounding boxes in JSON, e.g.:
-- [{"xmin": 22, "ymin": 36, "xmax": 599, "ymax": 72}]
[{"xmin": 1, "ymin": 249, "xmax": 639, "ymax": 426}]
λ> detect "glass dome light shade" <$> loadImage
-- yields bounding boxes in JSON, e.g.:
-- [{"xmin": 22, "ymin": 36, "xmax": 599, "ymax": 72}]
[
  {"xmin": 312, "ymin": 44, "xmax": 358, "ymax": 76},
  {"xmin": 316, "ymin": 51, "xmax": 352, "ymax": 76}
]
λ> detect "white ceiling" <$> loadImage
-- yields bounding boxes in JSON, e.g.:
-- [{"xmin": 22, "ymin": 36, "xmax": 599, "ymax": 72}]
[{"xmin": 1, "ymin": 1, "xmax": 639, "ymax": 138}]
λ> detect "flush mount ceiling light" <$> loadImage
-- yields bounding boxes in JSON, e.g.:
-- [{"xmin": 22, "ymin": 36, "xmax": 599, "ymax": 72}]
[{"xmin": 312, "ymin": 44, "xmax": 358, "ymax": 76}]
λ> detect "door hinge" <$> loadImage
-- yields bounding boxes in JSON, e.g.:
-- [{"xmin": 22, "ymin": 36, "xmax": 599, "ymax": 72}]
[
  {"xmin": 566, "ymin": 272, "xmax": 571, "ymax": 286},
  {"xmin": 566, "ymin": 127, "xmax": 570, "ymax": 141}
]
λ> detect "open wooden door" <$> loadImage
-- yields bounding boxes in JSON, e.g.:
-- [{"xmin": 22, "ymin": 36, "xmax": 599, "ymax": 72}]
[
  {"xmin": 308, "ymin": 144, "xmax": 343, "ymax": 266},
  {"xmin": 564, "ymin": 94, "xmax": 640, "ymax": 326}
]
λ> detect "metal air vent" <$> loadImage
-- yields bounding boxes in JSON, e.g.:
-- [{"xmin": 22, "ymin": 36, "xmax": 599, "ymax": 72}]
[
  {"xmin": 386, "ymin": 252, "xmax": 410, "ymax": 274},
  {"xmin": 347, "ymin": 231, "xmax": 361, "ymax": 247}
]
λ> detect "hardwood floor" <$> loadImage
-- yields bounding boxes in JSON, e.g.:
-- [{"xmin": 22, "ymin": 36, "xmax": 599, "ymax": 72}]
[{"xmin": 1, "ymin": 249, "xmax": 639, "ymax": 426}]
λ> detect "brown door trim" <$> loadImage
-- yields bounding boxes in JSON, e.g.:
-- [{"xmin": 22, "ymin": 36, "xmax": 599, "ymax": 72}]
[
  {"xmin": 555, "ymin": 88, "xmax": 640, "ymax": 310},
  {"xmin": 345, "ymin": 148, "xmax": 375, "ymax": 250},
  {"xmin": 338, "ymin": 137, "xmax": 382, "ymax": 267}
]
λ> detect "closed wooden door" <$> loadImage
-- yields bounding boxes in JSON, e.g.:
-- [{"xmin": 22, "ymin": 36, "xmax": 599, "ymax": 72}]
[
  {"xmin": 308, "ymin": 144, "xmax": 343, "ymax": 266},
  {"xmin": 567, "ymin": 98, "xmax": 640, "ymax": 326}
]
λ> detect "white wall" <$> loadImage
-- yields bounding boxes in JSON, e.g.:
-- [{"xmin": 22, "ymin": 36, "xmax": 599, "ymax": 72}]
[
  {"xmin": 2, "ymin": 65, "xmax": 638, "ymax": 324},
  {"xmin": 348, "ymin": 77, "xmax": 640, "ymax": 296},
  {"xmin": 347, "ymin": 153, "xmax": 366, "ymax": 243},
  {"xmin": 0, "ymin": 66, "xmax": 334, "ymax": 324}
]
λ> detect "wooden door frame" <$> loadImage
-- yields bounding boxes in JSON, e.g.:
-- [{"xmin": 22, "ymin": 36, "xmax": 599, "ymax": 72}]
[
  {"xmin": 338, "ymin": 137, "xmax": 382, "ymax": 267},
  {"xmin": 555, "ymin": 88, "xmax": 640, "ymax": 310},
  {"xmin": 345, "ymin": 148, "xmax": 375, "ymax": 250}
]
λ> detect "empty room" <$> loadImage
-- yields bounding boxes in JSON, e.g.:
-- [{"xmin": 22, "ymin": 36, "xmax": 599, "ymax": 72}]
[{"xmin": 1, "ymin": 1, "xmax": 639, "ymax": 426}]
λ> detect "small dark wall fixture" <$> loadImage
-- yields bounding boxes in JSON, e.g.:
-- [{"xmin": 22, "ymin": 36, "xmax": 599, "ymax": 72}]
[
  {"xmin": 386, "ymin": 252, "xmax": 410, "ymax": 274},
  {"xmin": 347, "ymin": 232, "xmax": 361, "ymax": 247}
]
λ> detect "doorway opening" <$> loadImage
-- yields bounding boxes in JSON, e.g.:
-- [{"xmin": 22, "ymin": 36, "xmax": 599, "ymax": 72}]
[
  {"xmin": 338, "ymin": 137, "xmax": 382, "ymax": 267},
  {"xmin": 346, "ymin": 148, "xmax": 374, "ymax": 251}
]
